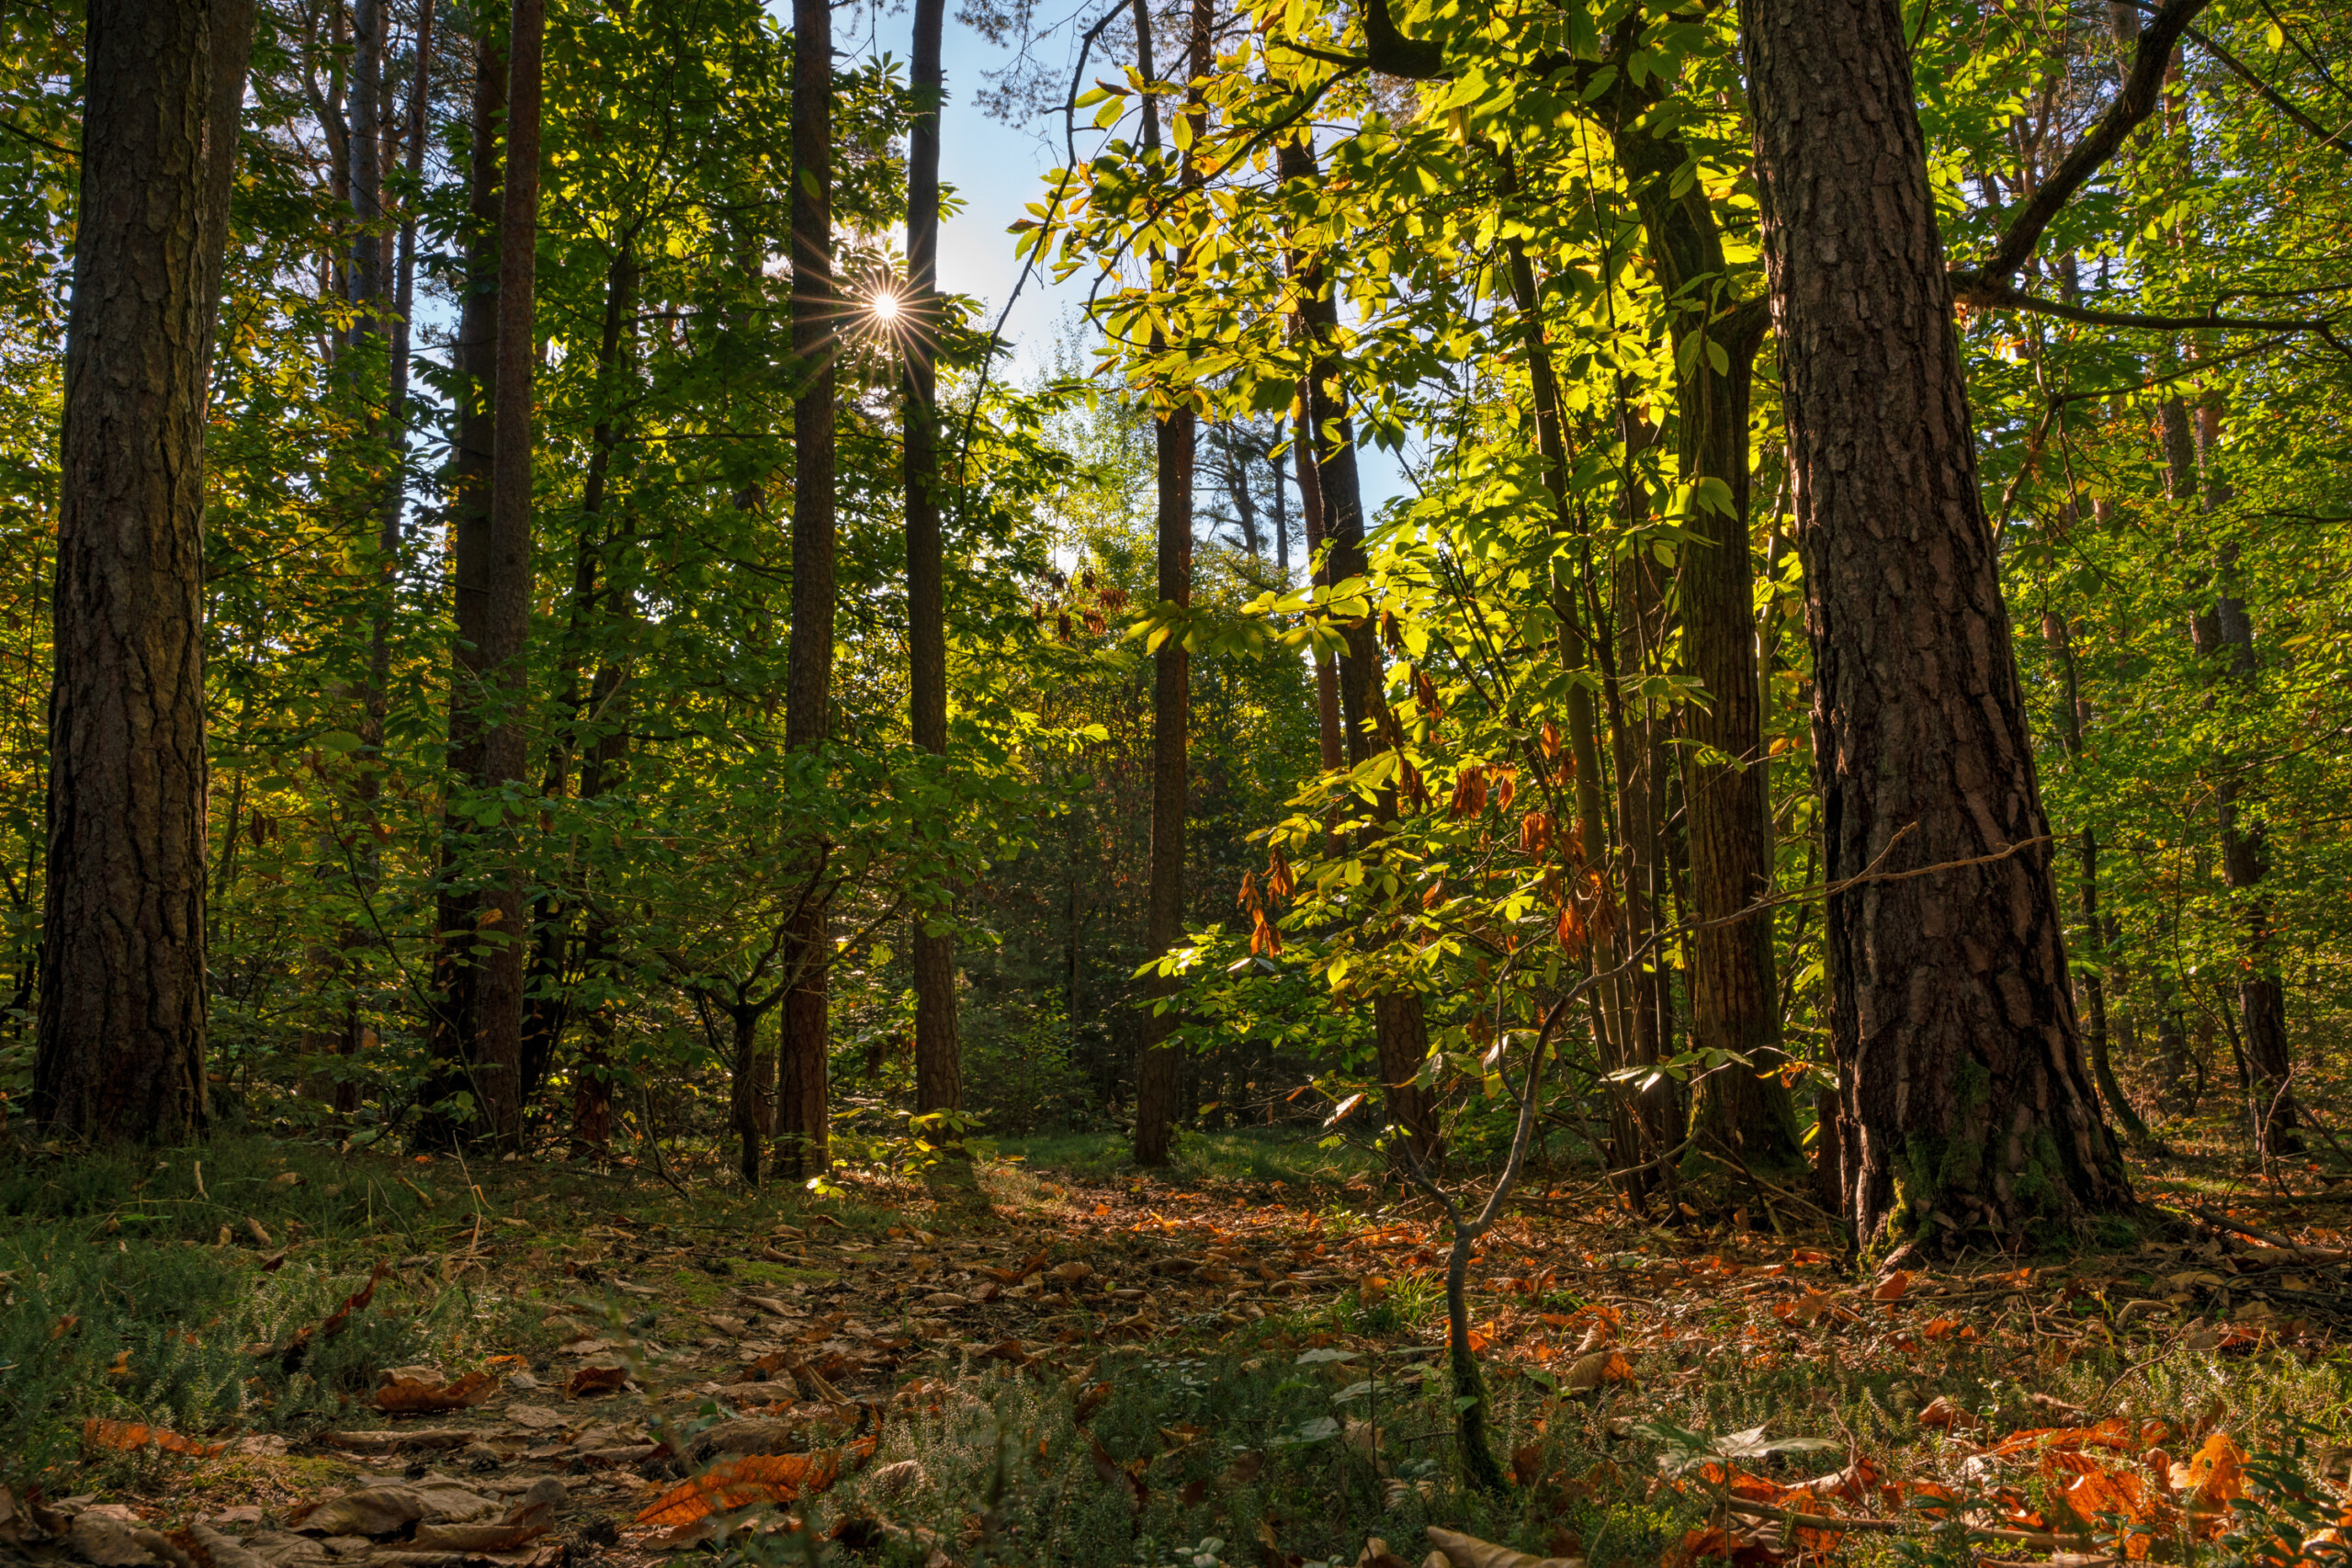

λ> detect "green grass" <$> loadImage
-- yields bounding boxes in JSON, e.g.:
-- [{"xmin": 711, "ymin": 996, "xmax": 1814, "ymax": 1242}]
[{"xmin": 988, "ymin": 1125, "xmax": 1370, "ymax": 1190}]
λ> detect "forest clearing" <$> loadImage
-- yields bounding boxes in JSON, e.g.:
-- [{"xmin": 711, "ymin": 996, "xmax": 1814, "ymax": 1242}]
[{"xmin": 3, "ymin": 0, "xmax": 2351, "ymax": 1561}]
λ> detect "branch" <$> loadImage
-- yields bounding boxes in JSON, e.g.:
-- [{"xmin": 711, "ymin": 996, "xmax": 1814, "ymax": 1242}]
[
  {"xmin": 1358, "ymin": 0, "xmax": 1445, "ymax": 80},
  {"xmin": 1949, "ymin": 0, "xmax": 2212, "ymax": 290},
  {"xmin": 2185, "ymin": 23, "xmax": 2352, "ymax": 157},
  {"xmin": 0, "ymin": 117, "xmax": 74, "ymax": 158},
  {"xmin": 1951, "ymin": 275, "xmax": 2343, "ymax": 334}
]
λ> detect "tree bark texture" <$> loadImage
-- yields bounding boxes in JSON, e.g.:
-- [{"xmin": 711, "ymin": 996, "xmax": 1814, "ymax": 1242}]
[
  {"xmin": 903, "ymin": 0, "xmax": 961, "ymax": 1122},
  {"xmin": 1742, "ymin": 0, "xmax": 2132, "ymax": 1244},
  {"xmin": 775, "ymin": 0, "xmax": 837, "ymax": 1182},
  {"xmin": 423, "ymin": 14, "xmax": 506, "ymax": 1143},
  {"xmin": 34, "ymin": 0, "xmax": 251, "ymax": 1144},
  {"xmin": 1611, "ymin": 121, "xmax": 1806, "ymax": 1188},
  {"xmin": 463, "ymin": 0, "xmax": 546, "ymax": 1147}
]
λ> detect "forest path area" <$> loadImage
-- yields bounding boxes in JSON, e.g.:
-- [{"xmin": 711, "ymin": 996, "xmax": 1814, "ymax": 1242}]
[{"xmin": 5, "ymin": 1141, "xmax": 2350, "ymax": 1568}]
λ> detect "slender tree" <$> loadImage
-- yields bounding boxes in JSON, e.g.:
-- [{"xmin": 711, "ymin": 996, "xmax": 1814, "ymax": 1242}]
[
  {"xmin": 903, "ymin": 0, "xmax": 962, "ymax": 1125},
  {"xmin": 423, "ymin": 9, "xmax": 508, "ymax": 1141},
  {"xmin": 1130, "ymin": 0, "xmax": 1201, "ymax": 1168},
  {"xmin": 775, "ymin": 0, "xmax": 838, "ymax": 1181},
  {"xmin": 33, "ymin": 0, "xmax": 254, "ymax": 1142},
  {"xmin": 1741, "ymin": 0, "xmax": 2133, "ymax": 1242}
]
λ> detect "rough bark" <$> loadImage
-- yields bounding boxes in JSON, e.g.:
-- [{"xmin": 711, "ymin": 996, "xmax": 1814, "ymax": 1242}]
[
  {"xmin": 34, "ymin": 0, "xmax": 252, "ymax": 1144},
  {"xmin": 1741, "ymin": 0, "xmax": 2132, "ymax": 1245},
  {"xmin": 903, "ymin": 0, "xmax": 961, "ymax": 1124},
  {"xmin": 468, "ymin": 0, "xmax": 546, "ymax": 1147},
  {"xmin": 422, "ymin": 14, "xmax": 506, "ymax": 1143},
  {"xmin": 775, "ymin": 0, "xmax": 837, "ymax": 1182}
]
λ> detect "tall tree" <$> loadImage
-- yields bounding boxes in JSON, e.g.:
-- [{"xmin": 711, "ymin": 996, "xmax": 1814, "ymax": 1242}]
[
  {"xmin": 903, "ymin": 0, "xmax": 961, "ymax": 1125},
  {"xmin": 775, "ymin": 0, "xmax": 838, "ymax": 1181},
  {"xmin": 33, "ymin": 0, "xmax": 254, "ymax": 1142},
  {"xmin": 1280, "ymin": 136, "xmax": 1441, "ymax": 1167},
  {"xmin": 1130, "ymin": 0, "xmax": 1195, "ymax": 1168},
  {"xmin": 473, "ymin": 0, "xmax": 548, "ymax": 1147},
  {"xmin": 423, "ymin": 9, "xmax": 508, "ymax": 1141},
  {"xmin": 1741, "ymin": 0, "xmax": 2132, "ymax": 1243}
]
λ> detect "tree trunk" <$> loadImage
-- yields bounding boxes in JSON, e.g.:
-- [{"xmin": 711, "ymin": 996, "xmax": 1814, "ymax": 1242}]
[
  {"xmin": 1741, "ymin": 0, "xmax": 2132, "ymax": 1245},
  {"xmin": 34, "ymin": 0, "xmax": 252, "ymax": 1144},
  {"xmin": 1279, "ymin": 141, "xmax": 1441, "ymax": 1167},
  {"xmin": 1293, "ymin": 392, "xmax": 1343, "ymax": 772},
  {"xmin": 2042, "ymin": 613, "xmax": 2155, "ymax": 1148},
  {"xmin": 775, "ymin": 0, "xmax": 837, "ymax": 1182},
  {"xmin": 903, "ymin": 0, "xmax": 962, "ymax": 1125},
  {"xmin": 730, "ymin": 1003, "xmax": 775, "ymax": 1185},
  {"xmin": 422, "ymin": 13, "xmax": 507, "ymax": 1144},
  {"xmin": 469, "ymin": 0, "xmax": 547, "ymax": 1148},
  {"xmin": 1602, "ymin": 116, "xmax": 1805, "ymax": 1195},
  {"xmin": 1130, "ymin": 0, "xmax": 1195, "ymax": 1169},
  {"xmin": 2188, "ymin": 409, "xmax": 2298, "ymax": 1155}
]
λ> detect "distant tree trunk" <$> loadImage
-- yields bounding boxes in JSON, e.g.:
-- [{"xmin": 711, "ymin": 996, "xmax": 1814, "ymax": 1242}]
[
  {"xmin": 1130, "ymin": 0, "xmax": 1198, "ymax": 1169},
  {"xmin": 1294, "ymin": 394, "xmax": 1342, "ymax": 772},
  {"xmin": 775, "ymin": 0, "xmax": 837, "ymax": 1182},
  {"xmin": 1608, "ymin": 507, "xmax": 1679, "ymax": 1182},
  {"xmin": 904, "ymin": 0, "xmax": 962, "ymax": 1126},
  {"xmin": 1742, "ymin": 0, "xmax": 2132, "ymax": 1245},
  {"xmin": 34, "ymin": 0, "xmax": 253, "ymax": 1144},
  {"xmin": 1282, "ymin": 141, "xmax": 1439, "ymax": 1166},
  {"xmin": 2043, "ymin": 613, "xmax": 2155, "ymax": 1149},
  {"xmin": 2188, "ymin": 409, "xmax": 2298, "ymax": 1155},
  {"xmin": 729, "ymin": 1001, "xmax": 780, "ymax": 1185},
  {"xmin": 469, "ymin": 0, "xmax": 547, "ymax": 1148},
  {"xmin": 422, "ymin": 13, "xmax": 506, "ymax": 1145}
]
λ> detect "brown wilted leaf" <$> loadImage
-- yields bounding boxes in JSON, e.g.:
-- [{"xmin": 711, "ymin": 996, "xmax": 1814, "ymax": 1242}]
[
  {"xmin": 1918, "ymin": 1396, "xmax": 1981, "ymax": 1432},
  {"xmin": 374, "ymin": 1368, "xmax": 496, "ymax": 1413},
  {"xmin": 634, "ymin": 1438, "xmax": 875, "ymax": 1529},
  {"xmin": 1563, "ymin": 1349, "xmax": 1633, "ymax": 1392},
  {"xmin": 1047, "ymin": 1260, "xmax": 1094, "ymax": 1286},
  {"xmin": 566, "ymin": 1362, "xmax": 631, "ymax": 1398},
  {"xmin": 83, "ymin": 1418, "xmax": 226, "ymax": 1458},
  {"xmin": 1871, "ymin": 1270, "xmax": 1912, "ymax": 1303}
]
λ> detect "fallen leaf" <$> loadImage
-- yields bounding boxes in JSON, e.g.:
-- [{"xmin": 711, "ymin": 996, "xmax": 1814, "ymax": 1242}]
[
  {"xmin": 373, "ymin": 1368, "xmax": 496, "ymax": 1413},
  {"xmin": 294, "ymin": 1478, "xmax": 503, "ymax": 1536},
  {"xmin": 1918, "ymin": 1396, "xmax": 1981, "ymax": 1432},
  {"xmin": 634, "ymin": 1438, "xmax": 874, "ymax": 1529},
  {"xmin": 566, "ymin": 1362, "xmax": 631, "ymax": 1398},
  {"xmin": 1563, "ymin": 1349, "xmax": 1634, "ymax": 1392},
  {"xmin": 1871, "ymin": 1270, "xmax": 1912, "ymax": 1303},
  {"xmin": 83, "ymin": 1417, "xmax": 227, "ymax": 1458}
]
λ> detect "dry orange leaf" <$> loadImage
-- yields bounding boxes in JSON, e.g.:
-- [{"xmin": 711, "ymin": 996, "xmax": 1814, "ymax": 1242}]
[
  {"xmin": 373, "ymin": 1368, "xmax": 495, "ymax": 1413},
  {"xmin": 1922, "ymin": 1315, "xmax": 1958, "ymax": 1341},
  {"xmin": 1871, "ymin": 1270, "xmax": 1912, "ymax": 1303},
  {"xmin": 85, "ymin": 1417, "xmax": 227, "ymax": 1457},
  {"xmin": 2175, "ymin": 1430, "xmax": 2246, "ymax": 1512},
  {"xmin": 635, "ymin": 1438, "xmax": 874, "ymax": 1529}
]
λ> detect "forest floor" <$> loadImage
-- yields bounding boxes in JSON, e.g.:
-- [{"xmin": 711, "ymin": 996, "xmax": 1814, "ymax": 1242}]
[{"xmin": 3, "ymin": 1129, "xmax": 2350, "ymax": 1568}]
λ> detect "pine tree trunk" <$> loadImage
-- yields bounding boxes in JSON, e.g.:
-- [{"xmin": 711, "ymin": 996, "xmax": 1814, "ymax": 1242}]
[
  {"xmin": 775, "ymin": 0, "xmax": 837, "ymax": 1182},
  {"xmin": 423, "ymin": 15, "xmax": 506, "ymax": 1144},
  {"xmin": 34, "ymin": 0, "xmax": 252, "ymax": 1143},
  {"xmin": 904, "ymin": 0, "xmax": 961, "ymax": 1124},
  {"xmin": 1741, "ymin": 0, "xmax": 2132, "ymax": 1245}
]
